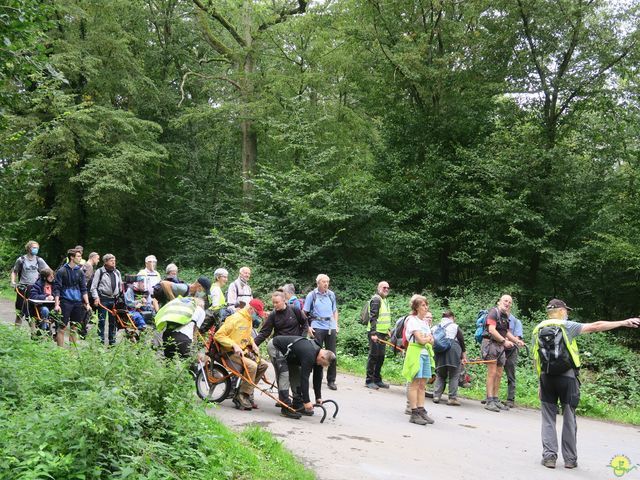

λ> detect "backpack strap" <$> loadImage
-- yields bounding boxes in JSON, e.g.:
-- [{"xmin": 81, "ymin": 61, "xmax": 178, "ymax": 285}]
[
  {"xmin": 14, "ymin": 255, "xmax": 25, "ymax": 280},
  {"xmin": 284, "ymin": 337, "xmax": 308, "ymax": 359}
]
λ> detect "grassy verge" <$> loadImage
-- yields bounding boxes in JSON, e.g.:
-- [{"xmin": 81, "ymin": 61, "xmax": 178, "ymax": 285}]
[
  {"xmin": 336, "ymin": 290, "xmax": 640, "ymax": 426},
  {"xmin": 0, "ymin": 325, "xmax": 314, "ymax": 479}
]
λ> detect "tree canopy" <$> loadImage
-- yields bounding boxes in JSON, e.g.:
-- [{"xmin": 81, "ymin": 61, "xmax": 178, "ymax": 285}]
[{"xmin": 2, "ymin": 0, "xmax": 640, "ymax": 318}]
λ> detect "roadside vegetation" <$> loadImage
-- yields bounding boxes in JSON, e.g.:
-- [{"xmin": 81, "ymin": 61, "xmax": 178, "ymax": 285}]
[{"xmin": 0, "ymin": 325, "xmax": 313, "ymax": 480}]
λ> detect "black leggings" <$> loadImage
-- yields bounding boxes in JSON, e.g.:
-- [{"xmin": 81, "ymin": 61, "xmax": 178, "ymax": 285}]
[{"xmin": 313, "ymin": 328, "xmax": 337, "ymax": 383}]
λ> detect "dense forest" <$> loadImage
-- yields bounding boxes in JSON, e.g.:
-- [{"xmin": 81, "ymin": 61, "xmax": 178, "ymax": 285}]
[{"xmin": 2, "ymin": 0, "xmax": 640, "ymax": 318}]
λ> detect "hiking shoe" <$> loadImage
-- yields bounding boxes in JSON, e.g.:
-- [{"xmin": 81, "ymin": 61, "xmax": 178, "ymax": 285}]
[
  {"xmin": 249, "ymin": 394, "xmax": 258, "ymax": 409},
  {"xmin": 409, "ymin": 412, "xmax": 428, "ymax": 425},
  {"xmin": 404, "ymin": 405, "xmax": 412, "ymax": 415},
  {"xmin": 375, "ymin": 381, "xmax": 390, "ymax": 389},
  {"xmin": 365, "ymin": 382, "xmax": 379, "ymax": 390},
  {"xmin": 418, "ymin": 408, "xmax": 435, "ymax": 424},
  {"xmin": 447, "ymin": 398, "xmax": 461, "ymax": 406},
  {"xmin": 505, "ymin": 400, "xmax": 515, "ymax": 408},
  {"xmin": 425, "ymin": 391, "xmax": 434, "ymax": 398},
  {"xmin": 481, "ymin": 399, "xmax": 487, "ymax": 404},
  {"xmin": 484, "ymin": 401, "xmax": 501, "ymax": 412},
  {"xmin": 495, "ymin": 400, "xmax": 510, "ymax": 411},
  {"xmin": 299, "ymin": 408, "xmax": 314, "ymax": 416},
  {"xmin": 564, "ymin": 461, "xmax": 577, "ymax": 469},
  {"xmin": 280, "ymin": 408, "xmax": 302, "ymax": 419},
  {"xmin": 432, "ymin": 395, "xmax": 441, "ymax": 404},
  {"xmin": 327, "ymin": 382, "xmax": 337, "ymax": 390},
  {"xmin": 541, "ymin": 458, "xmax": 556, "ymax": 469},
  {"xmin": 236, "ymin": 393, "xmax": 253, "ymax": 410}
]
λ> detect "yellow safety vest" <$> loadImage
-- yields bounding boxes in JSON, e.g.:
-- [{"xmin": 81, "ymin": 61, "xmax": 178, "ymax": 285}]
[
  {"xmin": 531, "ymin": 319, "xmax": 581, "ymax": 376},
  {"xmin": 155, "ymin": 297, "xmax": 196, "ymax": 332},
  {"xmin": 209, "ymin": 284, "xmax": 226, "ymax": 311},
  {"xmin": 374, "ymin": 296, "xmax": 391, "ymax": 334}
]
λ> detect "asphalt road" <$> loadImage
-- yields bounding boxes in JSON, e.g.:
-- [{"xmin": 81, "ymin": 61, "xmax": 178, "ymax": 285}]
[
  {"xmin": 2, "ymin": 298, "xmax": 638, "ymax": 480},
  {"xmin": 204, "ymin": 366, "xmax": 640, "ymax": 480}
]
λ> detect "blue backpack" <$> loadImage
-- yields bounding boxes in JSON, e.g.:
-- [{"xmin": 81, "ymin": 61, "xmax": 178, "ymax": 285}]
[
  {"xmin": 432, "ymin": 324, "xmax": 452, "ymax": 353},
  {"xmin": 474, "ymin": 309, "xmax": 492, "ymax": 343}
]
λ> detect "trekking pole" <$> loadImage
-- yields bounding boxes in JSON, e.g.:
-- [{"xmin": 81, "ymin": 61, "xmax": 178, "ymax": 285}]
[
  {"xmin": 236, "ymin": 353, "xmax": 298, "ymax": 414},
  {"xmin": 464, "ymin": 359, "xmax": 497, "ymax": 365},
  {"xmin": 377, "ymin": 338, "xmax": 405, "ymax": 353}
]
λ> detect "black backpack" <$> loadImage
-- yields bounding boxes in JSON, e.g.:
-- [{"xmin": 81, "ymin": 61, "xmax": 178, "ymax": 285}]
[
  {"xmin": 537, "ymin": 325, "xmax": 575, "ymax": 375},
  {"xmin": 151, "ymin": 282, "xmax": 167, "ymax": 305}
]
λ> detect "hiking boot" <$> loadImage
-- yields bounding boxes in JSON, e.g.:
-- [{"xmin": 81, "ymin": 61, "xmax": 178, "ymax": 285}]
[
  {"xmin": 505, "ymin": 400, "xmax": 515, "ymax": 408},
  {"xmin": 409, "ymin": 411, "xmax": 428, "ymax": 425},
  {"xmin": 432, "ymin": 395, "xmax": 441, "ymax": 404},
  {"xmin": 484, "ymin": 401, "xmax": 501, "ymax": 413},
  {"xmin": 418, "ymin": 408, "xmax": 435, "ymax": 424},
  {"xmin": 541, "ymin": 458, "xmax": 556, "ymax": 469},
  {"xmin": 564, "ymin": 461, "xmax": 577, "ymax": 469},
  {"xmin": 447, "ymin": 398, "xmax": 461, "ymax": 406},
  {"xmin": 365, "ymin": 382, "xmax": 379, "ymax": 390},
  {"xmin": 280, "ymin": 407, "xmax": 302, "ymax": 419},
  {"xmin": 375, "ymin": 381, "xmax": 390, "ymax": 389},
  {"xmin": 481, "ymin": 399, "xmax": 487, "ymax": 404},
  {"xmin": 234, "ymin": 393, "xmax": 253, "ymax": 410},
  {"xmin": 495, "ymin": 400, "xmax": 510, "ymax": 411},
  {"xmin": 404, "ymin": 405, "xmax": 412, "ymax": 415},
  {"xmin": 327, "ymin": 382, "xmax": 337, "ymax": 391}
]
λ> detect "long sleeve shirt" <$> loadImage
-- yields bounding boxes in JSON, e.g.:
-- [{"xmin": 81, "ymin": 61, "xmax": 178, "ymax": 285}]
[
  {"xmin": 255, "ymin": 306, "xmax": 308, "ymax": 346},
  {"xmin": 272, "ymin": 336, "xmax": 322, "ymax": 404}
]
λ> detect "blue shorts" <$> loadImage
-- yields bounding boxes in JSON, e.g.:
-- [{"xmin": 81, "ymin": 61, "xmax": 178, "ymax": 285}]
[{"xmin": 415, "ymin": 354, "xmax": 432, "ymax": 379}]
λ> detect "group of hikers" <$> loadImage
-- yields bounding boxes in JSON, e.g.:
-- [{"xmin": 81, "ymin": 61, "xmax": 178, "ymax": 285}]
[{"xmin": 9, "ymin": 240, "xmax": 640, "ymax": 470}]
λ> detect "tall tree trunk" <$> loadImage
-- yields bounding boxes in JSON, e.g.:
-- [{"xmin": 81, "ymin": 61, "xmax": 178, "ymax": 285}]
[{"xmin": 241, "ymin": 0, "xmax": 256, "ymax": 195}]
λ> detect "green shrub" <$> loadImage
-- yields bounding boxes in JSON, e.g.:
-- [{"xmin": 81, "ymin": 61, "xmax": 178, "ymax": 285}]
[{"xmin": 0, "ymin": 326, "xmax": 312, "ymax": 479}]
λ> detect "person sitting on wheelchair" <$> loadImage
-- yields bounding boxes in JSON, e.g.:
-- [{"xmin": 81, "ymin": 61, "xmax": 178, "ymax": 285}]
[
  {"xmin": 29, "ymin": 267, "xmax": 56, "ymax": 331},
  {"xmin": 214, "ymin": 299, "xmax": 269, "ymax": 411}
]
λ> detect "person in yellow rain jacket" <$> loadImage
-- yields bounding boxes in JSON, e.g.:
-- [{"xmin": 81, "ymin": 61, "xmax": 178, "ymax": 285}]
[{"xmin": 215, "ymin": 299, "xmax": 269, "ymax": 411}]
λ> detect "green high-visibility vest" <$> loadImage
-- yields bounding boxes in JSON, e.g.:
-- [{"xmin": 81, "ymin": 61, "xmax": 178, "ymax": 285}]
[
  {"xmin": 373, "ymin": 295, "xmax": 391, "ymax": 334},
  {"xmin": 155, "ymin": 297, "xmax": 196, "ymax": 332},
  {"xmin": 531, "ymin": 319, "xmax": 581, "ymax": 376}
]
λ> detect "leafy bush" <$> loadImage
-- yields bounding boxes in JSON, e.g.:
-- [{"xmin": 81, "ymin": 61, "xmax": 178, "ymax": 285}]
[{"xmin": 0, "ymin": 326, "xmax": 312, "ymax": 479}]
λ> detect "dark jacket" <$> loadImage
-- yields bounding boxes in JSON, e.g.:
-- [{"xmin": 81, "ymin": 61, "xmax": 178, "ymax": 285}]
[
  {"xmin": 53, "ymin": 263, "xmax": 87, "ymax": 303},
  {"xmin": 272, "ymin": 336, "xmax": 322, "ymax": 404},
  {"xmin": 254, "ymin": 305, "xmax": 308, "ymax": 346},
  {"xmin": 30, "ymin": 278, "xmax": 54, "ymax": 301}
]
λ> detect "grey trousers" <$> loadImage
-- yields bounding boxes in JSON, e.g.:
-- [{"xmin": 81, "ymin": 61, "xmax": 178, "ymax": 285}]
[
  {"xmin": 434, "ymin": 365, "xmax": 460, "ymax": 399},
  {"xmin": 540, "ymin": 373, "xmax": 580, "ymax": 463},
  {"xmin": 504, "ymin": 347, "xmax": 518, "ymax": 401},
  {"xmin": 267, "ymin": 339, "xmax": 301, "ymax": 400}
]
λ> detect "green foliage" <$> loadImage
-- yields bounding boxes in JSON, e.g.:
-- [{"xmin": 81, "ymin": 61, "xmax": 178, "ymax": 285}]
[
  {"xmin": 0, "ymin": 325, "xmax": 312, "ymax": 479},
  {"xmin": 2, "ymin": 0, "xmax": 640, "ymax": 321}
]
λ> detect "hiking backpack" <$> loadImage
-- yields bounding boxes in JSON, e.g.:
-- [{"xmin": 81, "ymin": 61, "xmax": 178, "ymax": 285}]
[
  {"xmin": 537, "ymin": 325, "xmax": 575, "ymax": 375},
  {"xmin": 358, "ymin": 295, "xmax": 381, "ymax": 326},
  {"xmin": 390, "ymin": 315, "xmax": 409, "ymax": 350},
  {"xmin": 432, "ymin": 324, "xmax": 452, "ymax": 353},
  {"xmin": 359, "ymin": 299, "xmax": 371, "ymax": 325},
  {"xmin": 474, "ymin": 309, "xmax": 491, "ymax": 343}
]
